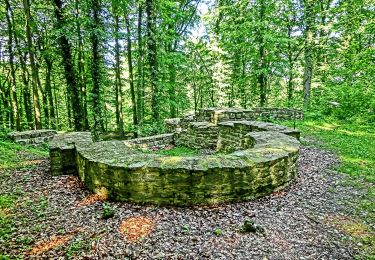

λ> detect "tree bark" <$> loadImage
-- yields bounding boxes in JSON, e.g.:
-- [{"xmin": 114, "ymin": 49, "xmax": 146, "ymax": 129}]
[
  {"xmin": 136, "ymin": 3, "xmax": 144, "ymax": 125},
  {"xmin": 113, "ymin": 10, "xmax": 125, "ymax": 136},
  {"xmin": 90, "ymin": 0, "xmax": 104, "ymax": 139},
  {"xmin": 45, "ymin": 59, "xmax": 55, "ymax": 128},
  {"xmin": 5, "ymin": 0, "xmax": 20, "ymax": 130},
  {"xmin": 75, "ymin": 0, "xmax": 89, "ymax": 130},
  {"xmin": 146, "ymin": 0, "xmax": 159, "ymax": 120},
  {"xmin": 258, "ymin": 0, "xmax": 267, "ymax": 107},
  {"xmin": 303, "ymin": 0, "xmax": 314, "ymax": 109},
  {"xmin": 53, "ymin": 0, "xmax": 83, "ymax": 130},
  {"xmin": 125, "ymin": 11, "xmax": 138, "ymax": 127},
  {"xmin": 23, "ymin": 0, "xmax": 42, "ymax": 129}
]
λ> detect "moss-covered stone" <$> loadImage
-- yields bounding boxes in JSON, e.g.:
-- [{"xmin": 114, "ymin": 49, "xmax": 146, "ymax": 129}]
[{"xmin": 49, "ymin": 108, "xmax": 301, "ymax": 206}]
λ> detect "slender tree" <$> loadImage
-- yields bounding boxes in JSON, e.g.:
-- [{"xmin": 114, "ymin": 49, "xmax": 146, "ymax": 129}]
[
  {"xmin": 5, "ymin": 0, "xmax": 20, "ymax": 130},
  {"xmin": 53, "ymin": 0, "xmax": 83, "ymax": 130},
  {"xmin": 302, "ymin": 0, "xmax": 315, "ymax": 109},
  {"xmin": 112, "ymin": 3, "xmax": 125, "ymax": 136},
  {"xmin": 146, "ymin": 0, "xmax": 159, "ymax": 120},
  {"xmin": 90, "ymin": 0, "xmax": 104, "ymax": 139},
  {"xmin": 23, "ymin": 0, "xmax": 42, "ymax": 129},
  {"xmin": 124, "ymin": 8, "xmax": 138, "ymax": 127}
]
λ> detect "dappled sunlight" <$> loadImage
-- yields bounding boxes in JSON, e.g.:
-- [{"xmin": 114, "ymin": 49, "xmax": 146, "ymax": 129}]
[
  {"xmin": 328, "ymin": 215, "xmax": 373, "ymax": 239},
  {"xmin": 314, "ymin": 123, "xmax": 340, "ymax": 131},
  {"xmin": 340, "ymin": 156, "xmax": 373, "ymax": 165},
  {"xmin": 338, "ymin": 129, "xmax": 375, "ymax": 138},
  {"xmin": 118, "ymin": 216, "xmax": 155, "ymax": 242},
  {"xmin": 75, "ymin": 193, "xmax": 107, "ymax": 207},
  {"xmin": 28, "ymin": 229, "xmax": 81, "ymax": 255}
]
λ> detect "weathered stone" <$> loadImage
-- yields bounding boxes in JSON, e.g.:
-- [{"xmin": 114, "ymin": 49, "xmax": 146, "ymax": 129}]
[
  {"xmin": 49, "ymin": 132, "xmax": 92, "ymax": 176},
  {"xmin": 48, "ymin": 108, "xmax": 301, "ymax": 206},
  {"xmin": 8, "ymin": 129, "xmax": 56, "ymax": 146}
]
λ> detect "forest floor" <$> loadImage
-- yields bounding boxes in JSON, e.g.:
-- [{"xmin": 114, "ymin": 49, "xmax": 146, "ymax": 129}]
[{"xmin": 0, "ymin": 120, "xmax": 374, "ymax": 259}]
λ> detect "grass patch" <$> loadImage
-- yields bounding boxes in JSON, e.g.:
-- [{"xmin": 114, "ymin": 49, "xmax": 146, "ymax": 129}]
[
  {"xmin": 140, "ymin": 146, "xmax": 200, "ymax": 156},
  {"xmin": 0, "ymin": 140, "xmax": 49, "ymax": 170},
  {"xmin": 284, "ymin": 119, "xmax": 375, "ymax": 183},
  {"xmin": 155, "ymin": 146, "xmax": 199, "ymax": 156}
]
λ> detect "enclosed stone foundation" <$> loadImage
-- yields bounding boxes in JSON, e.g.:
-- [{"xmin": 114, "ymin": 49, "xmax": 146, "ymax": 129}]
[{"xmin": 49, "ymin": 107, "xmax": 301, "ymax": 206}]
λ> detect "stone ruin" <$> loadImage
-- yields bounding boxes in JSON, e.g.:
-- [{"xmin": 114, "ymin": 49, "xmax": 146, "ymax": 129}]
[
  {"xmin": 7, "ymin": 129, "xmax": 57, "ymax": 145},
  {"xmin": 48, "ymin": 107, "xmax": 302, "ymax": 206}
]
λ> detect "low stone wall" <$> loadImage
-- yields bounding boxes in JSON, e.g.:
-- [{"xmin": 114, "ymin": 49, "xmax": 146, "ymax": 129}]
[
  {"xmin": 49, "ymin": 132, "xmax": 92, "ymax": 175},
  {"xmin": 217, "ymin": 121, "xmax": 255, "ymax": 152},
  {"xmin": 176, "ymin": 122, "xmax": 218, "ymax": 149},
  {"xmin": 49, "ymin": 108, "xmax": 301, "ymax": 206},
  {"xmin": 251, "ymin": 107, "xmax": 304, "ymax": 120},
  {"xmin": 123, "ymin": 133, "xmax": 174, "ymax": 149},
  {"xmin": 164, "ymin": 118, "xmax": 181, "ymax": 133},
  {"xmin": 194, "ymin": 107, "xmax": 303, "ymax": 123},
  {"xmin": 8, "ymin": 129, "xmax": 56, "ymax": 145},
  {"xmin": 75, "ymin": 132, "xmax": 299, "ymax": 206}
]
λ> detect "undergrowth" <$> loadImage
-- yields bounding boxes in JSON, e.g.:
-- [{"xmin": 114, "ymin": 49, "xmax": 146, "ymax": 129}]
[{"xmin": 0, "ymin": 140, "xmax": 48, "ymax": 170}]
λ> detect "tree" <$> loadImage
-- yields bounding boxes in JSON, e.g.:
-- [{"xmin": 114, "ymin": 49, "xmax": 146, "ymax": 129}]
[
  {"xmin": 90, "ymin": 0, "xmax": 104, "ymax": 139},
  {"xmin": 302, "ymin": 0, "xmax": 315, "ymax": 109},
  {"xmin": 145, "ymin": 0, "xmax": 159, "ymax": 120},
  {"xmin": 5, "ymin": 0, "xmax": 20, "ymax": 130},
  {"xmin": 23, "ymin": 0, "xmax": 42, "ymax": 129},
  {"xmin": 53, "ymin": 0, "xmax": 84, "ymax": 130}
]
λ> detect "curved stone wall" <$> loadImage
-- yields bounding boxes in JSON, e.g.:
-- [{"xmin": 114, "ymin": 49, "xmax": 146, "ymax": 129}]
[
  {"xmin": 49, "ymin": 108, "xmax": 301, "ymax": 206},
  {"xmin": 75, "ymin": 131, "xmax": 298, "ymax": 206}
]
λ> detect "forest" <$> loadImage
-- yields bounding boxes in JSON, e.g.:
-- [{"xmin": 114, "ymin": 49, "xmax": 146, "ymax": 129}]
[
  {"xmin": 0, "ymin": 0, "xmax": 373, "ymax": 136},
  {"xmin": 1, "ymin": 0, "xmax": 375, "ymax": 258}
]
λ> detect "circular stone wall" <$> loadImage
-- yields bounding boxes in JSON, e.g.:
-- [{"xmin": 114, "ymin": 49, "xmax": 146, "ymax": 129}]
[{"xmin": 75, "ymin": 129, "xmax": 299, "ymax": 206}]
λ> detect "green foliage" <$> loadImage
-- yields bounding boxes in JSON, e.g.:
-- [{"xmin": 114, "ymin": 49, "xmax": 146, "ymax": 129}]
[
  {"xmin": 101, "ymin": 202, "xmax": 115, "ymax": 219},
  {"xmin": 0, "ymin": 139, "xmax": 48, "ymax": 170},
  {"xmin": 67, "ymin": 236, "xmax": 85, "ymax": 258},
  {"xmin": 0, "ymin": 195, "xmax": 16, "ymax": 240},
  {"xmin": 213, "ymin": 228, "xmax": 223, "ymax": 236},
  {"xmin": 155, "ymin": 146, "xmax": 199, "ymax": 156},
  {"xmin": 182, "ymin": 224, "xmax": 190, "ymax": 234},
  {"xmin": 138, "ymin": 122, "xmax": 166, "ymax": 137},
  {"xmin": 289, "ymin": 119, "xmax": 375, "ymax": 183}
]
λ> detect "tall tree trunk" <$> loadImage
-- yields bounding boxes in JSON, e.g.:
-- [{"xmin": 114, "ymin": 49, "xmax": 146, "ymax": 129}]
[
  {"xmin": 45, "ymin": 60, "xmax": 55, "ymax": 128},
  {"xmin": 258, "ymin": 0, "xmax": 267, "ymax": 107},
  {"xmin": 53, "ymin": 0, "xmax": 83, "ymax": 130},
  {"xmin": 90, "ymin": 0, "xmax": 103, "ymax": 140},
  {"xmin": 241, "ymin": 59, "xmax": 247, "ymax": 108},
  {"xmin": 136, "ymin": 3, "xmax": 143, "ymax": 125},
  {"xmin": 5, "ymin": 0, "xmax": 20, "ymax": 130},
  {"xmin": 14, "ymin": 32, "xmax": 33, "ymax": 129},
  {"xmin": 113, "ymin": 11, "xmax": 125, "ymax": 136},
  {"xmin": 39, "ymin": 64, "xmax": 50, "ymax": 128},
  {"xmin": 168, "ymin": 60, "xmax": 177, "ymax": 117},
  {"xmin": 75, "ymin": 0, "xmax": 89, "ymax": 130},
  {"xmin": 23, "ymin": 0, "xmax": 42, "ymax": 129},
  {"xmin": 53, "ymin": 73, "xmax": 60, "ymax": 129},
  {"xmin": 303, "ymin": 0, "xmax": 314, "ymax": 109},
  {"xmin": 125, "ymin": 12, "xmax": 138, "ymax": 128},
  {"xmin": 146, "ymin": 0, "xmax": 159, "ymax": 120}
]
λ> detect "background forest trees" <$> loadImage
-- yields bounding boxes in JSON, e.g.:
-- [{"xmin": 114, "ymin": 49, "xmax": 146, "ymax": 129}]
[{"xmin": 0, "ymin": 0, "xmax": 374, "ymax": 135}]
